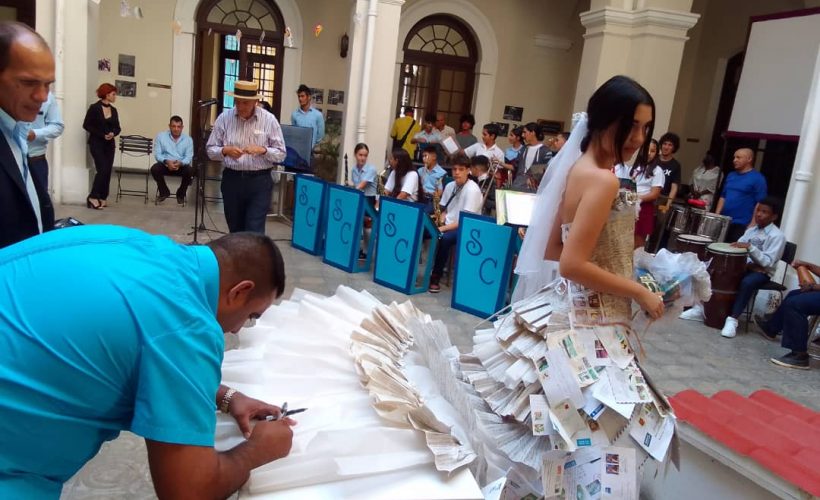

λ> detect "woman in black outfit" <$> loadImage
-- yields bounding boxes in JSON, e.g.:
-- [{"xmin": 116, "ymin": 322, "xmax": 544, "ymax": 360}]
[{"xmin": 83, "ymin": 83, "xmax": 121, "ymax": 209}]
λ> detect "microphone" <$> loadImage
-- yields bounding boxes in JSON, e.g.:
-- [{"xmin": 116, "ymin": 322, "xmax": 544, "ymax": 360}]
[{"xmin": 198, "ymin": 98, "xmax": 218, "ymax": 107}]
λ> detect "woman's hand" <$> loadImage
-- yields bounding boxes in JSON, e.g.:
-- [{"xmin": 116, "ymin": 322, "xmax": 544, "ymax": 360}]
[{"xmin": 637, "ymin": 288, "xmax": 664, "ymax": 319}]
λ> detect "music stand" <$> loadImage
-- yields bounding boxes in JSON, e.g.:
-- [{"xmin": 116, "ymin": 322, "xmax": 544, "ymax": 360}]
[
  {"xmin": 190, "ymin": 100, "xmax": 225, "ymax": 243},
  {"xmin": 268, "ymin": 125, "xmax": 314, "ymax": 226},
  {"xmin": 495, "ymin": 190, "xmax": 537, "ymax": 227}
]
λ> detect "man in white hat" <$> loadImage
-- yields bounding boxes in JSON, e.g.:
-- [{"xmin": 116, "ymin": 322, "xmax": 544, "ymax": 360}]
[{"xmin": 207, "ymin": 80, "xmax": 286, "ymax": 234}]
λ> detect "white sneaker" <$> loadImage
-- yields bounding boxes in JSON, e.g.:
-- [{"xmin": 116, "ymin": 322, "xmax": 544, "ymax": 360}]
[
  {"xmin": 679, "ymin": 305, "xmax": 704, "ymax": 321},
  {"xmin": 721, "ymin": 317, "xmax": 738, "ymax": 338}
]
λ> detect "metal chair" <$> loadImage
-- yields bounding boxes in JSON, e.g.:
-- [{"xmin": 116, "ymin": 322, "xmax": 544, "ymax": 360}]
[
  {"xmin": 116, "ymin": 135, "xmax": 152, "ymax": 203},
  {"xmin": 744, "ymin": 241, "xmax": 797, "ymax": 331}
]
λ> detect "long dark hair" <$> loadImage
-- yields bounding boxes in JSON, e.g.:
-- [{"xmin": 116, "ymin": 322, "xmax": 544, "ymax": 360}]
[
  {"xmin": 390, "ymin": 148, "xmax": 422, "ymax": 200},
  {"xmin": 630, "ymin": 138, "xmax": 659, "ymax": 180},
  {"xmin": 581, "ymin": 75, "xmax": 655, "ymax": 168}
]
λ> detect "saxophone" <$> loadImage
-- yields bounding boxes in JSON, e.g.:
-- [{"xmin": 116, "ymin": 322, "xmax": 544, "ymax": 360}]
[{"xmin": 432, "ymin": 189, "xmax": 443, "ymax": 226}]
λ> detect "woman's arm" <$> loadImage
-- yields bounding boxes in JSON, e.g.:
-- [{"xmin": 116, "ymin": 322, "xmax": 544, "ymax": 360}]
[
  {"xmin": 640, "ymin": 186, "xmax": 661, "ymax": 203},
  {"xmin": 560, "ymin": 174, "xmax": 663, "ymax": 318}
]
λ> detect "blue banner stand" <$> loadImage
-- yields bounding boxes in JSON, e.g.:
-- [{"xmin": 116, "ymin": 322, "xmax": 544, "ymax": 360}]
[
  {"xmin": 373, "ymin": 197, "xmax": 439, "ymax": 295},
  {"xmin": 291, "ymin": 175, "xmax": 327, "ymax": 255},
  {"xmin": 323, "ymin": 184, "xmax": 378, "ymax": 272},
  {"xmin": 451, "ymin": 213, "xmax": 518, "ymax": 318}
]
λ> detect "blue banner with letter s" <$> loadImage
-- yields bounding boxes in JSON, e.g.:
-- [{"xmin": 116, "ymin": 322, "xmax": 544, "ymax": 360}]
[
  {"xmin": 451, "ymin": 213, "xmax": 517, "ymax": 317},
  {"xmin": 373, "ymin": 197, "xmax": 438, "ymax": 294},
  {"xmin": 292, "ymin": 175, "xmax": 327, "ymax": 255}
]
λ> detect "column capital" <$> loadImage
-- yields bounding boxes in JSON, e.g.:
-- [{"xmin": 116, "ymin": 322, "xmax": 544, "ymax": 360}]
[
  {"xmin": 378, "ymin": 0, "xmax": 405, "ymax": 6},
  {"xmin": 580, "ymin": 7, "xmax": 699, "ymax": 39}
]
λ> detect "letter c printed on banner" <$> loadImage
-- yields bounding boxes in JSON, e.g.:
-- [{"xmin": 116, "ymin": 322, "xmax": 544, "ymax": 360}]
[
  {"xmin": 340, "ymin": 222, "xmax": 351, "ymax": 245},
  {"xmin": 479, "ymin": 257, "xmax": 498, "ymax": 285},
  {"xmin": 394, "ymin": 238, "xmax": 409, "ymax": 263},
  {"xmin": 306, "ymin": 206, "xmax": 316, "ymax": 227}
]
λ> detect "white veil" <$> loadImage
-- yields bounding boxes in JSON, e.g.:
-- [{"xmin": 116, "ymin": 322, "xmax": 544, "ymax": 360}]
[{"xmin": 511, "ymin": 112, "xmax": 588, "ymax": 302}]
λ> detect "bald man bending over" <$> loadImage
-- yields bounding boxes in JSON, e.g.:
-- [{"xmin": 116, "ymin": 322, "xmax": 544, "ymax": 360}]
[{"xmin": 715, "ymin": 148, "xmax": 767, "ymax": 242}]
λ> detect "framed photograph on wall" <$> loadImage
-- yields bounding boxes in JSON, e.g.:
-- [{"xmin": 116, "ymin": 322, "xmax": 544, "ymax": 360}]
[
  {"xmin": 311, "ymin": 88, "xmax": 325, "ymax": 105},
  {"xmin": 502, "ymin": 105, "xmax": 523, "ymax": 122},
  {"xmin": 537, "ymin": 119, "xmax": 565, "ymax": 135},
  {"xmin": 328, "ymin": 89, "xmax": 345, "ymax": 105},
  {"xmin": 115, "ymin": 80, "xmax": 137, "ymax": 98},
  {"xmin": 326, "ymin": 110, "xmax": 343, "ymax": 128},
  {"xmin": 494, "ymin": 122, "xmax": 510, "ymax": 136},
  {"xmin": 118, "ymin": 54, "xmax": 135, "ymax": 77}
]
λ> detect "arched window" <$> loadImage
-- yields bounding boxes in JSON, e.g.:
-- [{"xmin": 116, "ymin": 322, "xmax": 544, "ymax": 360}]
[
  {"xmin": 397, "ymin": 15, "xmax": 478, "ymax": 130},
  {"xmin": 195, "ymin": 0, "xmax": 285, "ymax": 119}
]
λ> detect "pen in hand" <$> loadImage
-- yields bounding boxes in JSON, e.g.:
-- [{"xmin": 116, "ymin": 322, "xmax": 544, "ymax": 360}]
[{"xmin": 265, "ymin": 407, "xmax": 307, "ymax": 421}]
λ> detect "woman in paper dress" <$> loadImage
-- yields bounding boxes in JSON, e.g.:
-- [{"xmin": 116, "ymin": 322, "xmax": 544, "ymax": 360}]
[{"xmin": 462, "ymin": 76, "xmax": 669, "ymax": 494}]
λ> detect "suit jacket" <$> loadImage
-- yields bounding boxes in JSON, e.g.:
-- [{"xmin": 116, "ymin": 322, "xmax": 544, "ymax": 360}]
[
  {"xmin": 83, "ymin": 101, "xmax": 121, "ymax": 143},
  {"xmin": 0, "ymin": 133, "xmax": 55, "ymax": 249}
]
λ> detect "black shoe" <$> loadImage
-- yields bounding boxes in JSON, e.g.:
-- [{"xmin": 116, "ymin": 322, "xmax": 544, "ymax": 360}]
[
  {"xmin": 358, "ymin": 250, "xmax": 367, "ymax": 261},
  {"xmin": 754, "ymin": 314, "xmax": 778, "ymax": 341},
  {"xmin": 770, "ymin": 351, "xmax": 810, "ymax": 370},
  {"xmin": 157, "ymin": 193, "xmax": 170, "ymax": 203},
  {"xmin": 176, "ymin": 193, "xmax": 185, "ymax": 205}
]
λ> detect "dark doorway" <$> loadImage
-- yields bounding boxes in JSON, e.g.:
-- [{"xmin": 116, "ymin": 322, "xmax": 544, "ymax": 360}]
[{"xmin": 0, "ymin": 0, "xmax": 35, "ymax": 27}]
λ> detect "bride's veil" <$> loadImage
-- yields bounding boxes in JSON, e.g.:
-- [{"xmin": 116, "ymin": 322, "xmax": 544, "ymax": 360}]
[{"xmin": 511, "ymin": 112, "xmax": 588, "ymax": 302}]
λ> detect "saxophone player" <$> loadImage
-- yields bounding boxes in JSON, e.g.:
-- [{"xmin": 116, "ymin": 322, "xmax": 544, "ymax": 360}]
[
  {"xmin": 417, "ymin": 145, "xmax": 446, "ymax": 215},
  {"xmin": 428, "ymin": 153, "xmax": 483, "ymax": 293}
]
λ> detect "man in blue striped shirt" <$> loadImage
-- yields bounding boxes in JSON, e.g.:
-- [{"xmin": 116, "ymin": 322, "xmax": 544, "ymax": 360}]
[
  {"xmin": 290, "ymin": 84, "xmax": 324, "ymax": 149},
  {"xmin": 151, "ymin": 115, "xmax": 193, "ymax": 204},
  {"xmin": 26, "ymin": 91, "xmax": 63, "ymax": 191},
  {"xmin": 207, "ymin": 80, "xmax": 286, "ymax": 234}
]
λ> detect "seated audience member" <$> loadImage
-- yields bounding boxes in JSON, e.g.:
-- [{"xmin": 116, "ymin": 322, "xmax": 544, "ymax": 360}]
[
  {"xmin": 347, "ymin": 142, "xmax": 377, "ymax": 207},
  {"xmin": 0, "ymin": 226, "xmax": 293, "ymax": 498},
  {"xmin": 417, "ymin": 145, "xmax": 446, "ymax": 212},
  {"xmin": 689, "ymin": 153, "xmax": 721, "ymax": 208},
  {"xmin": 756, "ymin": 260, "xmax": 820, "ymax": 370},
  {"xmin": 681, "ymin": 197, "xmax": 786, "ymax": 338},
  {"xmin": 383, "ymin": 148, "xmax": 421, "ymax": 203},
  {"xmin": 151, "ymin": 115, "xmax": 194, "ymax": 204},
  {"xmin": 470, "ymin": 155, "xmax": 495, "ymax": 216},
  {"xmin": 463, "ymin": 123, "xmax": 504, "ymax": 165},
  {"xmin": 615, "ymin": 138, "xmax": 664, "ymax": 249},
  {"xmin": 429, "ymin": 154, "xmax": 483, "ymax": 293}
]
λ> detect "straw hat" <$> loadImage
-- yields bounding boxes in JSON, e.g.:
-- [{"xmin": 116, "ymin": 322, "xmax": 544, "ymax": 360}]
[{"xmin": 227, "ymin": 80, "xmax": 264, "ymax": 100}]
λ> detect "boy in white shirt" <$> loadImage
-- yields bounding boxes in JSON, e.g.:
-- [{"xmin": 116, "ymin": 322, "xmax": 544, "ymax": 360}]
[{"xmin": 429, "ymin": 153, "xmax": 483, "ymax": 293}]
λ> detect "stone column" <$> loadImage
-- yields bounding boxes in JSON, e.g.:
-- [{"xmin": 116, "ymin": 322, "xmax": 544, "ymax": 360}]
[
  {"xmin": 341, "ymin": 0, "xmax": 405, "ymax": 182},
  {"xmin": 573, "ymin": 0, "xmax": 699, "ymax": 134}
]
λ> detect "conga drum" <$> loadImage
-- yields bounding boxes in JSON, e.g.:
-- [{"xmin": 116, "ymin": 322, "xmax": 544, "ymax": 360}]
[
  {"xmin": 686, "ymin": 209, "xmax": 708, "ymax": 234},
  {"xmin": 672, "ymin": 234, "xmax": 713, "ymax": 261},
  {"xmin": 703, "ymin": 243, "xmax": 749, "ymax": 328},
  {"xmin": 663, "ymin": 204, "xmax": 690, "ymax": 250},
  {"xmin": 695, "ymin": 213, "xmax": 732, "ymax": 242}
]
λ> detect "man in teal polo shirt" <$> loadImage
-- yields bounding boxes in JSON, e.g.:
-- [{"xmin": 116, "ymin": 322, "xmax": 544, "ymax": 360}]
[{"xmin": 0, "ymin": 226, "xmax": 293, "ymax": 498}]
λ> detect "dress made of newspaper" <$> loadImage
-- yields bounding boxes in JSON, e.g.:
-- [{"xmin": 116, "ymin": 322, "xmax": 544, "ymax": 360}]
[{"xmin": 459, "ymin": 187, "xmax": 676, "ymax": 499}]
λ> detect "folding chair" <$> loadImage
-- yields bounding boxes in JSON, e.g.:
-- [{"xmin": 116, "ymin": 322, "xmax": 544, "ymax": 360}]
[
  {"xmin": 745, "ymin": 241, "xmax": 797, "ymax": 331},
  {"xmin": 116, "ymin": 135, "xmax": 152, "ymax": 203}
]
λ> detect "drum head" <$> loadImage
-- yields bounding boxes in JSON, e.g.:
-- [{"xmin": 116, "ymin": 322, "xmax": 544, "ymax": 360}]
[
  {"xmin": 678, "ymin": 234, "xmax": 713, "ymax": 243},
  {"xmin": 707, "ymin": 242, "xmax": 748, "ymax": 254}
]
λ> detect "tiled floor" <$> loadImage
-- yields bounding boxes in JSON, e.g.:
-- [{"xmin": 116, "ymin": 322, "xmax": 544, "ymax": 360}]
[{"xmin": 54, "ymin": 192, "xmax": 820, "ymax": 498}]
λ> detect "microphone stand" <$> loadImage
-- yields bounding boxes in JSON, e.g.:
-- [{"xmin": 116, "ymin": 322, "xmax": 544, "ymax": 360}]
[{"xmin": 190, "ymin": 99, "xmax": 225, "ymax": 243}]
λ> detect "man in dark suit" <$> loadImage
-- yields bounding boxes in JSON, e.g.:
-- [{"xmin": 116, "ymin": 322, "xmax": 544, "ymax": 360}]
[{"xmin": 0, "ymin": 22, "xmax": 55, "ymax": 248}]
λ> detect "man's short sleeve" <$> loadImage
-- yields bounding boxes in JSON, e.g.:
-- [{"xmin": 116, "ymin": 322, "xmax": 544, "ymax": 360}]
[{"xmin": 130, "ymin": 326, "xmax": 223, "ymax": 446}]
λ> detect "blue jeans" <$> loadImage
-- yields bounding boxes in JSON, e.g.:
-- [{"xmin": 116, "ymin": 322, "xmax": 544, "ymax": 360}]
[
  {"xmin": 731, "ymin": 271, "xmax": 769, "ymax": 318},
  {"xmin": 432, "ymin": 230, "xmax": 458, "ymax": 277},
  {"xmin": 220, "ymin": 168, "xmax": 273, "ymax": 234},
  {"xmin": 767, "ymin": 290, "xmax": 820, "ymax": 352}
]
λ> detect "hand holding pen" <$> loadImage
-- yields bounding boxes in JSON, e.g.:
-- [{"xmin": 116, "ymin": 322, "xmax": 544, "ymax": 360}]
[{"xmin": 265, "ymin": 401, "xmax": 307, "ymax": 421}]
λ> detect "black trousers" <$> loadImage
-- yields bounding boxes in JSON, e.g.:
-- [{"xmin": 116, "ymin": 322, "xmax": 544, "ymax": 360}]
[
  {"xmin": 88, "ymin": 138, "xmax": 115, "ymax": 200},
  {"xmin": 220, "ymin": 168, "xmax": 273, "ymax": 234},
  {"xmin": 150, "ymin": 161, "xmax": 193, "ymax": 197}
]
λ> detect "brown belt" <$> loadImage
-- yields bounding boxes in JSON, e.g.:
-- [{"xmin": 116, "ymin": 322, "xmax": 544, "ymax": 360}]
[{"xmin": 27, "ymin": 154, "xmax": 46, "ymax": 162}]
